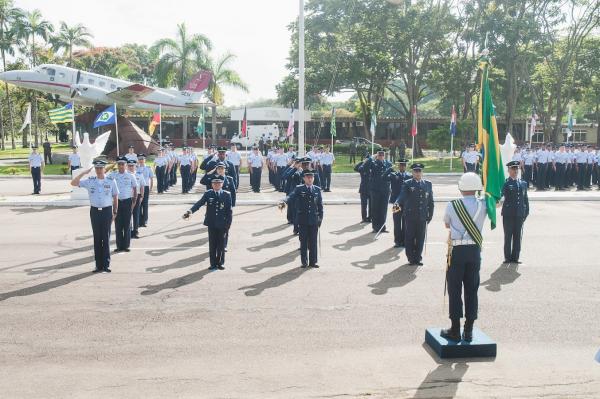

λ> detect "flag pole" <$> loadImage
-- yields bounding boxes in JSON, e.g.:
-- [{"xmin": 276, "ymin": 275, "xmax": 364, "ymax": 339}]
[
  {"xmin": 72, "ymin": 101, "xmax": 76, "ymax": 147},
  {"xmin": 114, "ymin": 103, "xmax": 119, "ymax": 157},
  {"xmin": 202, "ymin": 105, "xmax": 205, "ymax": 150},
  {"xmin": 298, "ymin": 0, "xmax": 305, "ymax": 157},
  {"xmin": 411, "ymin": 135, "xmax": 415, "ymax": 164},
  {"xmin": 159, "ymin": 103, "xmax": 162, "ymax": 147},
  {"xmin": 450, "ymin": 134, "xmax": 454, "ymax": 171}
]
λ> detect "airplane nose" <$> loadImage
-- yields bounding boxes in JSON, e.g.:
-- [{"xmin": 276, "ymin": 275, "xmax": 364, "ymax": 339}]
[{"xmin": 0, "ymin": 70, "xmax": 20, "ymax": 82}]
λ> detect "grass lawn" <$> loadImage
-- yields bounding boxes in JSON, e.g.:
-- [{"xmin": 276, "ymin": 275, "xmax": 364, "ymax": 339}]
[
  {"xmin": 0, "ymin": 143, "xmax": 72, "ymax": 158},
  {"xmin": 332, "ymin": 156, "xmax": 463, "ymax": 173},
  {"xmin": 0, "ymin": 163, "xmax": 72, "ymax": 176}
]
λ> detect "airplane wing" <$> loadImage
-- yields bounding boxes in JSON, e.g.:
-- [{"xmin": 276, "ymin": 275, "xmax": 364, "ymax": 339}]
[{"xmin": 106, "ymin": 83, "xmax": 154, "ymax": 104}]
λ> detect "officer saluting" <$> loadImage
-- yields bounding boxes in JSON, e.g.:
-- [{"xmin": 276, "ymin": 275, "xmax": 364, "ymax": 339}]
[
  {"xmin": 390, "ymin": 159, "xmax": 410, "ymax": 247},
  {"xmin": 71, "ymin": 160, "xmax": 119, "ymax": 273},
  {"xmin": 441, "ymin": 173, "xmax": 487, "ymax": 342},
  {"xmin": 501, "ymin": 161, "xmax": 529, "ymax": 264},
  {"xmin": 183, "ymin": 176, "xmax": 232, "ymax": 271},
  {"xmin": 279, "ymin": 170, "xmax": 324, "ymax": 268},
  {"xmin": 394, "ymin": 163, "xmax": 434, "ymax": 265}
]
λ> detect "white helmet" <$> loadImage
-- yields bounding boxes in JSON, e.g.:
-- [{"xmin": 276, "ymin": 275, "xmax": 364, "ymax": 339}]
[{"xmin": 458, "ymin": 172, "xmax": 483, "ymax": 191}]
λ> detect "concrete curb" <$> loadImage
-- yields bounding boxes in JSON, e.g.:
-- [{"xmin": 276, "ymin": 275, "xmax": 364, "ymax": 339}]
[{"xmin": 1, "ymin": 195, "xmax": 598, "ymax": 207}]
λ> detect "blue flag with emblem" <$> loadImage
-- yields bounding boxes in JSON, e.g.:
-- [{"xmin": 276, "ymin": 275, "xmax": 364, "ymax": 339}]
[{"xmin": 93, "ymin": 104, "xmax": 116, "ymax": 128}]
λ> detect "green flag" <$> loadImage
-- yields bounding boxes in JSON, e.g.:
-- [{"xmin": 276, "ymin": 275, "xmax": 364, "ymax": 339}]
[
  {"xmin": 195, "ymin": 107, "xmax": 205, "ymax": 136},
  {"xmin": 477, "ymin": 57, "xmax": 505, "ymax": 229},
  {"xmin": 330, "ymin": 108, "xmax": 336, "ymax": 137},
  {"xmin": 48, "ymin": 102, "xmax": 74, "ymax": 124}
]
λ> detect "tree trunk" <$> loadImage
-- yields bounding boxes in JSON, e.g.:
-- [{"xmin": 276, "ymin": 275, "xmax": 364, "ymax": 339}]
[
  {"xmin": 0, "ymin": 96, "xmax": 4, "ymax": 150},
  {"xmin": 1, "ymin": 49, "xmax": 16, "ymax": 149},
  {"xmin": 596, "ymin": 103, "xmax": 600, "ymax": 145},
  {"xmin": 33, "ymin": 96, "xmax": 38, "ymax": 147}
]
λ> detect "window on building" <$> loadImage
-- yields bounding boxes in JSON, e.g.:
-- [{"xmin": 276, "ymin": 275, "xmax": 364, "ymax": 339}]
[
  {"xmin": 531, "ymin": 131, "xmax": 544, "ymax": 143},
  {"xmin": 99, "ymin": 81, "xmax": 105, "ymax": 87},
  {"xmin": 88, "ymin": 79, "xmax": 95, "ymax": 85},
  {"xmin": 562, "ymin": 128, "xmax": 586, "ymax": 143}
]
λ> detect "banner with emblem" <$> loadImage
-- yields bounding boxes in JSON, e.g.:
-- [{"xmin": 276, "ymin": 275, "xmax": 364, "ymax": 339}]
[{"xmin": 93, "ymin": 104, "xmax": 116, "ymax": 128}]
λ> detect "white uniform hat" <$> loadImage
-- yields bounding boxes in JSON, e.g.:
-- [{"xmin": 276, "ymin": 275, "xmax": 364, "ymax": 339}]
[{"xmin": 458, "ymin": 172, "xmax": 483, "ymax": 191}]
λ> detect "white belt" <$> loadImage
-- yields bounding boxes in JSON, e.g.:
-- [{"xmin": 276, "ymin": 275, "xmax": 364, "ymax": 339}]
[{"xmin": 452, "ymin": 239, "xmax": 476, "ymax": 246}]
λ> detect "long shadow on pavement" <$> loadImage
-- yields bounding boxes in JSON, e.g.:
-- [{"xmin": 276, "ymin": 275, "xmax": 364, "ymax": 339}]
[
  {"xmin": 351, "ymin": 246, "xmax": 404, "ymax": 270},
  {"xmin": 238, "ymin": 267, "xmax": 308, "ymax": 296},
  {"xmin": 0, "ymin": 271, "xmax": 95, "ymax": 302},
  {"xmin": 480, "ymin": 262, "xmax": 521, "ymax": 292},
  {"xmin": 411, "ymin": 362, "xmax": 469, "ymax": 398},
  {"xmin": 242, "ymin": 249, "xmax": 300, "ymax": 273},
  {"xmin": 368, "ymin": 263, "xmax": 419, "ymax": 295},
  {"xmin": 146, "ymin": 252, "xmax": 210, "ymax": 273},
  {"xmin": 10, "ymin": 206, "xmax": 78, "ymax": 215},
  {"xmin": 332, "ymin": 231, "xmax": 375, "ymax": 251},
  {"xmin": 251, "ymin": 223, "xmax": 290, "ymax": 237},
  {"xmin": 146, "ymin": 237, "xmax": 208, "ymax": 257},
  {"xmin": 247, "ymin": 235, "xmax": 295, "ymax": 252},
  {"xmin": 330, "ymin": 222, "xmax": 368, "ymax": 235},
  {"xmin": 24, "ymin": 255, "xmax": 96, "ymax": 275},
  {"xmin": 140, "ymin": 268, "xmax": 212, "ymax": 295}
]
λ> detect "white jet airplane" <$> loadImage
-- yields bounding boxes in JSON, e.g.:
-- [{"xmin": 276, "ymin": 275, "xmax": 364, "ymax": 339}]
[{"xmin": 0, "ymin": 64, "xmax": 213, "ymax": 115}]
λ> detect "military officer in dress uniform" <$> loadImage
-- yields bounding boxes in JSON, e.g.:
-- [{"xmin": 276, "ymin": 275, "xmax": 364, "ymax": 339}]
[
  {"xmin": 67, "ymin": 146, "xmax": 81, "ymax": 173},
  {"xmin": 206, "ymin": 147, "xmax": 237, "ymax": 188},
  {"xmin": 354, "ymin": 155, "xmax": 372, "ymax": 223},
  {"xmin": 394, "ymin": 163, "xmax": 434, "ymax": 265},
  {"xmin": 179, "ymin": 147, "xmax": 192, "ymax": 193},
  {"xmin": 390, "ymin": 159, "xmax": 411, "ymax": 247},
  {"xmin": 201, "ymin": 162, "xmax": 237, "ymax": 206},
  {"xmin": 462, "ymin": 144, "xmax": 480, "ymax": 172},
  {"xmin": 365, "ymin": 150, "xmax": 392, "ymax": 233},
  {"xmin": 319, "ymin": 146, "xmax": 335, "ymax": 192},
  {"xmin": 28, "ymin": 146, "xmax": 44, "ymax": 195},
  {"xmin": 183, "ymin": 176, "xmax": 233, "ymax": 271},
  {"xmin": 109, "ymin": 156, "xmax": 137, "ymax": 252},
  {"xmin": 247, "ymin": 146, "xmax": 264, "ymax": 193},
  {"xmin": 226, "ymin": 144, "xmax": 242, "ymax": 188},
  {"xmin": 137, "ymin": 154, "xmax": 153, "ymax": 226},
  {"xmin": 440, "ymin": 172, "xmax": 487, "ymax": 342},
  {"xmin": 501, "ymin": 161, "xmax": 529, "ymax": 264},
  {"xmin": 125, "ymin": 145, "xmax": 137, "ymax": 162},
  {"xmin": 128, "ymin": 159, "xmax": 145, "ymax": 239},
  {"xmin": 154, "ymin": 148, "xmax": 168, "ymax": 194},
  {"xmin": 71, "ymin": 160, "xmax": 119, "ymax": 273},
  {"xmin": 279, "ymin": 170, "xmax": 324, "ymax": 268}
]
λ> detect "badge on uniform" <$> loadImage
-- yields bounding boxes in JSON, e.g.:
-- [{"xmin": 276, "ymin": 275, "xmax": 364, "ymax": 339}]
[{"xmin": 410, "ymin": 187, "xmax": 415, "ymax": 192}]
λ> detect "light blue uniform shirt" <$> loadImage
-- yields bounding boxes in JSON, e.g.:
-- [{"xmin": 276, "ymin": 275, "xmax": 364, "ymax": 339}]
[
  {"xmin": 109, "ymin": 171, "xmax": 137, "ymax": 200},
  {"xmin": 575, "ymin": 150, "xmax": 588, "ymax": 163},
  {"xmin": 134, "ymin": 171, "xmax": 146, "ymax": 190},
  {"xmin": 226, "ymin": 151, "xmax": 241, "ymax": 166},
  {"xmin": 125, "ymin": 153, "xmax": 137, "ymax": 161},
  {"xmin": 79, "ymin": 177, "xmax": 119, "ymax": 208},
  {"xmin": 443, "ymin": 196, "xmax": 487, "ymax": 241},
  {"xmin": 248, "ymin": 153, "xmax": 264, "ymax": 167},
  {"xmin": 68, "ymin": 153, "xmax": 80, "ymax": 167},
  {"xmin": 154, "ymin": 156, "xmax": 168, "ymax": 167},
  {"xmin": 275, "ymin": 153, "xmax": 288, "ymax": 167},
  {"xmin": 536, "ymin": 150, "xmax": 550, "ymax": 163},
  {"xmin": 554, "ymin": 151, "xmax": 570, "ymax": 164},
  {"xmin": 320, "ymin": 153, "xmax": 335, "ymax": 165},
  {"xmin": 137, "ymin": 165, "xmax": 154, "ymax": 186},
  {"xmin": 29, "ymin": 153, "xmax": 43, "ymax": 167},
  {"xmin": 179, "ymin": 154, "xmax": 191, "ymax": 166},
  {"xmin": 464, "ymin": 151, "xmax": 480, "ymax": 164},
  {"xmin": 511, "ymin": 152, "xmax": 522, "ymax": 162}
]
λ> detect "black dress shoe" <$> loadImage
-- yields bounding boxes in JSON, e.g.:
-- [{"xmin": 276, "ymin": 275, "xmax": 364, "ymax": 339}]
[
  {"xmin": 217, "ymin": 265, "xmax": 225, "ymax": 270},
  {"xmin": 92, "ymin": 268, "xmax": 102, "ymax": 273},
  {"xmin": 139, "ymin": 224, "xmax": 147, "ymax": 227},
  {"xmin": 417, "ymin": 262, "xmax": 424, "ymax": 266},
  {"xmin": 208, "ymin": 265, "xmax": 218, "ymax": 270},
  {"xmin": 394, "ymin": 243, "xmax": 403, "ymax": 248},
  {"xmin": 301, "ymin": 264, "xmax": 308, "ymax": 268},
  {"xmin": 114, "ymin": 249, "xmax": 122, "ymax": 253},
  {"xmin": 503, "ymin": 259, "xmax": 511, "ymax": 264},
  {"xmin": 132, "ymin": 234, "xmax": 140, "ymax": 239},
  {"xmin": 462, "ymin": 329, "xmax": 473, "ymax": 342},
  {"xmin": 441, "ymin": 328, "xmax": 461, "ymax": 341},
  {"xmin": 310, "ymin": 264, "xmax": 319, "ymax": 268},
  {"xmin": 123, "ymin": 248, "xmax": 131, "ymax": 252},
  {"xmin": 103, "ymin": 268, "xmax": 111, "ymax": 273},
  {"xmin": 511, "ymin": 259, "xmax": 522, "ymax": 264}
]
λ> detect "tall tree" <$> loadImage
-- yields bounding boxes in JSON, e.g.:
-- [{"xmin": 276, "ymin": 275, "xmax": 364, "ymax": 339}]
[
  {"xmin": 0, "ymin": 0, "xmax": 23, "ymax": 149},
  {"xmin": 151, "ymin": 23, "xmax": 212, "ymax": 90},
  {"xmin": 203, "ymin": 52, "xmax": 248, "ymax": 106},
  {"xmin": 51, "ymin": 21, "xmax": 93, "ymax": 66}
]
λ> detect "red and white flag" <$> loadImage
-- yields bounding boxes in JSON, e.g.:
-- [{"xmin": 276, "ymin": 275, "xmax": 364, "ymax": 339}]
[
  {"xmin": 411, "ymin": 105, "xmax": 418, "ymax": 137},
  {"xmin": 241, "ymin": 107, "xmax": 248, "ymax": 137},
  {"xmin": 286, "ymin": 108, "xmax": 294, "ymax": 137}
]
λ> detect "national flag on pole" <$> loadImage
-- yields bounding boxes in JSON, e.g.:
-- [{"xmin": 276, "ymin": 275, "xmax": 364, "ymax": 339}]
[
  {"xmin": 530, "ymin": 108, "xmax": 538, "ymax": 139},
  {"xmin": 477, "ymin": 55, "xmax": 505, "ymax": 229},
  {"xmin": 48, "ymin": 102, "xmax": 74, "ymax": 124},
  {"xmin": 148, "ymin": 109, "xmax": 161, "ymax": 135},
  {"xmin": 330, "ymin": 108, "xmax": 336, "ymax": 137},
  {"xmin": 411, "ymin": 105, "xmax": 418, "ymax": 137},
  {"xmin": 450, "ymin": 105, "xmax": 457, "ymax": 136},
  {"xmin": 370, "ymin": 110, "xmax": 376, "ymax": 138},
  {"xmin": 93, "ymin": 104, "xmax": 117, "ymax": 128},
  {"xmin": 241, "ymin": 107, "xmax": 247, "ymax": 137},
  {"xmin": 19, "ymin": 103, "xmax": 31, "ymax": 132},
  {"xmin": 196, "ymin": 106, "xmax": 205, "ymax": 136},
  {"xmin": 286, "ymin": 107, "xmax": 294, "ymax": 137},
  {"xmin": 566, "ymin": 106, "xmax": 573, "ymax": 138}
]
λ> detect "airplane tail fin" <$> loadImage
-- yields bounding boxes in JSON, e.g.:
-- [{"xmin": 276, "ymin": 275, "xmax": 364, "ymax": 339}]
[{"xmin": 183, "ymin": 70, "xmax": 212, "ymax": 102}]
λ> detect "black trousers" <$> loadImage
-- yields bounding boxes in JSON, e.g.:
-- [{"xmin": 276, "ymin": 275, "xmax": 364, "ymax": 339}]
[
  {"xmin": 140, "ymin": 187, "xmax": 150, "ymax": 225},
  {"xmin": 555, "ymin": 163, "xmax": 565, "ymax": 189},
  {"xmin": 90, "ymin": 206, "xmax": 113, "ymax": 270},
  {"xmin": 577, "ymin": 163, "xmax": 586, "ymax": 189},
  {"xmin": 44, "ymin": 151, "xmax": 52, "ymax": 164},
  {"xmin": 70, "ymin": 165, "xmax": 80, "ymax": 173},
  {"xmin": 536, "ymin": 163, "xmax": 547, "ymax": 189},
  {"xmin": 393, "ymin": 209, "xmax": 405, "ymax": 246},
  {"xmin": 370, "ymin": 190, "xmax": 389, "ymax": 232},
  {"xmin": 405, "ymin": 219, "xmax": 427, "ymax": 263},
  {"xmin": 156, "ymin": 166, "xmax": 166, "ymax": 193},
  {"xmin": 251, "ymin": 167, "xmax": 262, "ymax": 192},
  {"xmin": 349, "ymin": 153, "xmax": 356, "ymax": 164},
  {"xmin": 31, "ymin": 167, "xmax": 41, "ymax": 193},
  {"xmin": 170, "ymin": 164, "xmax": 178, "ymax": 186},
  {"xmin": 321, "ymin": 164, "xmax": 332, "ymax": 190},
  {"xmin": 503, "ymin": 215, "xmax": 524, "ymax": 262},
  {"xmin": 447, "ymin": 245, "xmax": 481, "ymax": 320},
  {"xmin": 180, "ymin": 165, "xmax": 191, "ymax": 193},
  {"xmin": 585, "ymin": 163, "xmax": 592, "ymax": 188},
  {"xmin": 299, "ymin": 224, "xmax": 319, "ymax": 266},
  {"xmin": 465, "ymin": 162, "xmax": 476, "ymax": 172},
  {"xmin": 276, "ymin": 166, "xmax": 285, "ymax": 190},
  {"xmin": 115, "ymin": 198, "xmax": 132, "ymax": 250},
  {"xmin": 208, "ymin": 226, "xmax": 227, "ymax": 267},
  {"xmin": 234, "ymin": 165, "xmax": 240, "ymax": 188},
  {"xmin": 132, "ymin": 195, "xmax": 142, "ymax": 234},
  {"xmin": 360, "ymin": 191, "xmax": 370, "ymax": 221},
  {"xmin": 523, "ymin": 165, "xmax": 533, "ymax": 186}
]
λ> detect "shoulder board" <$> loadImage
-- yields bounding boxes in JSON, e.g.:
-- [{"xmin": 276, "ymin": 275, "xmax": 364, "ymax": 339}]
[{"xmin": 89, "ymin": 176, "xmax": 97, "ymax": 180}]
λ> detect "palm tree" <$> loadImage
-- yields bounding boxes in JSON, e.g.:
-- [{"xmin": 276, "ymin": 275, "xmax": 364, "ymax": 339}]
[
  {"xmin": 20, "ymin": 9, "xmax": 52, "ymax": 146},
  {"xmin": 51, "ymin": 21, "xmax": 93, "ymax": 66},
  {"xmin": 0, "ymin": 0, "xmax": 23, "ymax": 149},
  {"xmin": 203, "ymin": 52, "xmax": 248, "ymax": 106},
  {"xmin": 151, "ymin": 23, "xmax": 212, "ymax": 90},
  {"xmin": 20, "ymin": 9, "xmax": 53, "ymax": 67}
]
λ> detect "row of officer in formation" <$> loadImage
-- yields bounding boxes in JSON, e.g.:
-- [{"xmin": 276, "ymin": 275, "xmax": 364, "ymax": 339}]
[
  {"xmin": 70, "ymin": 154, "xmax": 154, "ymax": 273},
  {"xmin": 511, "ymin": 143, "xmax": 600, "ymax": 191}
]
